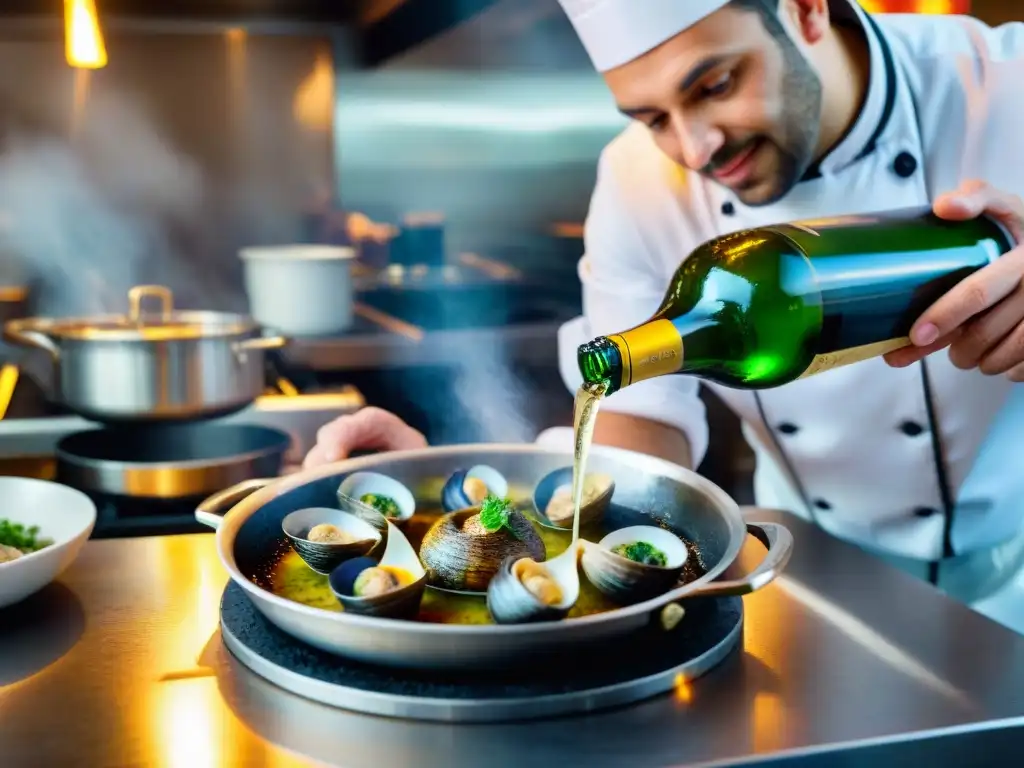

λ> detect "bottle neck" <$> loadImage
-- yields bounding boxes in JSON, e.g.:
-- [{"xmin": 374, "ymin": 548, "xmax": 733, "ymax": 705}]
[{"xmin": 606, "ymin": 317, "xmax": 686, "ymax": 392}]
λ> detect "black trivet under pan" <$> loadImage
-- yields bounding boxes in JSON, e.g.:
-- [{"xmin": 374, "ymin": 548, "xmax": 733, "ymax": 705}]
[{"xmin": 219, "ymin": 582, "xmax": 743, "ymax": 723}]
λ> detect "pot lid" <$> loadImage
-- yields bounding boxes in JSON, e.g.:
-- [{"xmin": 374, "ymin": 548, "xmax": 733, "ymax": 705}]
[{"xmin": 13, "ymin": 285, "xmax": 260, "ymax": 342}]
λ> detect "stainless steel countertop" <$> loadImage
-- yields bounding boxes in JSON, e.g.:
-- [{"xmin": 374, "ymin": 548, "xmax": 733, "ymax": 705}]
[{"xmin": 3, "ymin": 509, "xmax": 1024, "ymax": 768}]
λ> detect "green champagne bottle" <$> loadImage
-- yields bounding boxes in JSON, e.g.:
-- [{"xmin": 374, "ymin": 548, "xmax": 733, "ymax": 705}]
[{"xmin": 577, "ymin": 207, "xmax": 1016, "ymax": 395}]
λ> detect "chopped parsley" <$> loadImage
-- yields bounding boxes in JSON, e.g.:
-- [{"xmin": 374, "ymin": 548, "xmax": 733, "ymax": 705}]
[
  {"xmin": 360, "ymin": 493, "xmax": 401, "ymax": 518},
  {"xmin": 0, "ymin": 519, "xmax": 51, "ymax": 554},
  {"xmin": 612, "ymin": 541, "xmax": 667, "ymax": 567},
  {"xmin": 479, "ymin": 494, "xmax": 518, "ymax": 538}
]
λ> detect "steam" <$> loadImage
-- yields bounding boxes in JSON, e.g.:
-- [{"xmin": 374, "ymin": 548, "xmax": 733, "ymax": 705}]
[
  {"xmin": 0, "ymin": 91, "xmax": 227, "ymax": 318},
  {"xmin": 449, "ymin": 347, "xmax": 538, "ymax": 444}
]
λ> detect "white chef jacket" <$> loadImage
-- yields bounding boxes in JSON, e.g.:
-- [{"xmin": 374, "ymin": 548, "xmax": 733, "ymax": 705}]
[{"xmin": 547, "ymin": 3, "xmax": 1024, "ymax": 563}]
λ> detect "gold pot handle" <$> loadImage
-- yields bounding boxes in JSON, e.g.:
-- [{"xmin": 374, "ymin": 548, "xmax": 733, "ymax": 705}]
[
  {"xmin": 128, "ymin": 285, "xmax": 174, "ymax": 322},
  {"xmin": 231, "ymin": 335, "xmax": 289, "ymax": 364},
  {"xmin": 233, "ymin": 335, "xmax": 289, "ymax": 352},
  {"xmin": 3, "ymin": 318, "xmax": 60, "ymax": 360},
  {"xmin": 194, "ymin": 478, "xmax": 276, "ymax": 531}
]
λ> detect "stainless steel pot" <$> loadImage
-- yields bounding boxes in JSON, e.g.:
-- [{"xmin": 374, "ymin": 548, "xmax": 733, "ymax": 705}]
[
  {"xmin": 3, "ymin": 285, "xmax": 287, "ymax": 424},
  {"xmin": 195, "ymin": 443, "xmax": 793, "ymax": 670}
]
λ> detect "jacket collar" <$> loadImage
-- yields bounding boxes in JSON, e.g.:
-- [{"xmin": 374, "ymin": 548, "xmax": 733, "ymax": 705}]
[{"xmin": 800, "ymin": 0, "xmax": 897, "ymax": 181}]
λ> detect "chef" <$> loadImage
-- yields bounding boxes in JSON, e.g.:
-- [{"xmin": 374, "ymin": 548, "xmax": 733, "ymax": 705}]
[{"xmin": 306, "ymin": 0, "xmax": 1024, "ymax": 631}]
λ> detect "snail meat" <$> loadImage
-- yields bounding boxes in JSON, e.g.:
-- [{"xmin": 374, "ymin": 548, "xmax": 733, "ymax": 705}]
[
  {"xmin": 441, "ymin": 465, "xmax": 509, "ymax": 514},
  {"xmin": 282, "ymin": 507, "xmax": 382, "ymax": 575},
  {"xmin": 514, "ymin": 559, "xmax": 563, "ymax": 606},
  {"xmin": 532, "ymin": 468, "xmax": 614, "ymax": 530},
  {"xmin": 327, "ymin": 522, "xmax": 428, "ymax": 619},
  {"xmin": 486, "ymin": 542, "xmax": 581, "ymax": 624},
  {"xmin": 307, "ymin": 523, "xmax": 358, "ymax": 545}
]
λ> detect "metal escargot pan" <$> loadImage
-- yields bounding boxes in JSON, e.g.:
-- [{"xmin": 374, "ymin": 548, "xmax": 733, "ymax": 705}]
[{"xmin": 195, "ymin": 443, "xmax": 793, "ymax": 671}]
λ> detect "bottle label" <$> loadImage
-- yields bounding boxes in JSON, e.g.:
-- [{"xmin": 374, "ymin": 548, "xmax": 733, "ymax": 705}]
[
  {"xmin": 799, "ymin": 337, "xmax": 911, "ymax": 379},
  {"xmin": 609, "ymin": 319, "xmax": 684, "ymax": 389}
]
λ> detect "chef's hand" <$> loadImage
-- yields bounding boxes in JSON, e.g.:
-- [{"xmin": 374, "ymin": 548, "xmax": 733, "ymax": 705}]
[
  {"xmin": 302, "ymin": 407, "xmax": 428, "ymax": 470},
  {"xmin": 885, "ymin": 180, "xmax": 1024, "ymax": 379}
]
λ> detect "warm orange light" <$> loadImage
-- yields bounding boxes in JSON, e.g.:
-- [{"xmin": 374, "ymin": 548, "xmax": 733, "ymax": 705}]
[
  {"xmin": 674, "ymin": 672, "xmax": 695, "ymax": 704},
  {"xmin": 65, "ymin": 0, "xmax": 108, "ymax": 69},
  {"xmin": 293, "ymin": 46, "xmax": 335, "ymax": 132},
  {"xmin": 859, "ymin": 0, "xmax": 969, "ymax": 12}
]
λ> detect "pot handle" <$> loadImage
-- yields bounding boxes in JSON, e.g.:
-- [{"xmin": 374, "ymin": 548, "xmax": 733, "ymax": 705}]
[
  {"xmin": 129, "ymin": 285, "xmax": 174, "ymax": 321},
  {"xmin": 656, "ymin": 521, "xmax": 793, "ymax": 631},
  {"xmin": 232, "ymin": 335, "xmax": 289, "ymax": 363},
  {"xmin": 3, "ymin": 319, "xmax": 60, "ymax": 360},
  {"xmin": 195, "ymin": 478, "xmax": 275, "ymax": 530}
]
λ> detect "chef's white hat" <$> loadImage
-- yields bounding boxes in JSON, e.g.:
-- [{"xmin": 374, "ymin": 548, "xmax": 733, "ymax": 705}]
[{"xmin": 558, "ymin": 0, "xmax": 732, "ymax": 72}]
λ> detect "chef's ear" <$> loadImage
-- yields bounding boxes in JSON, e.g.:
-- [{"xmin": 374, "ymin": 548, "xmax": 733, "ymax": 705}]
[{"xmin": 779, "ymin": 0, "xmax": 830, "ymax": 46}]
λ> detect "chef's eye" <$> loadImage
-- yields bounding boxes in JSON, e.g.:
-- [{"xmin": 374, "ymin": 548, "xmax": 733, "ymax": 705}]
[
  {"xmin": 646, "ymin": 114, "xmax": 669, "ymax": 132},
  {"xmin": 699, "ymin": 71, "xmax": 733, "ymax": 99}
]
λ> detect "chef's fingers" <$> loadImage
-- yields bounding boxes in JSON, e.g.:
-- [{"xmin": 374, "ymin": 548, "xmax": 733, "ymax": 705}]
[
  {"xmin": 908, "ymin": 251, "xmax": 1024, "ymax": 348},
  {"xmin": 883, "ymin": 332, "xmax": 957, "ymax": 368},
  {"xmin": 301, "ymin": 442, "xmax": 334, "ymax": 470},
  {"xmin": 973, "ymin": 314, "xmax": 1024, "ymax": 377},
  {"xmin": 1005, "ymin": 361, "xmax": 1024, "ymax": 383},
  {"xmin": 947, "ymin": 283, "xmax": 1024, "ymax": 370},
  {"xmin": 932, "ymin": 179, "xmax": 989, "ymax": 220},
  {"xmin": 310, "ymin": 407, "xmax": 428, "ymax": 465},
  {"xmin": 933, "ymin": 180, "xmax": 1024, "ymax": 241}
]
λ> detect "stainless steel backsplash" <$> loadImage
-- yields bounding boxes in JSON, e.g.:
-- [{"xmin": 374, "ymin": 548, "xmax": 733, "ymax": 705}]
[
  {"xmin": 334, "ymin": 0, "xmax": 628, "ymax": 265},
  {"xmin": 0, "ymin": 22, "xmax": 344, "ymax": 321}
]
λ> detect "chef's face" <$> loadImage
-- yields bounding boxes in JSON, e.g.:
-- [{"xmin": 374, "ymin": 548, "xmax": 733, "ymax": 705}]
[{"xmin": 604, "ymin": 0, "xmax": 825, "ymax": 207}]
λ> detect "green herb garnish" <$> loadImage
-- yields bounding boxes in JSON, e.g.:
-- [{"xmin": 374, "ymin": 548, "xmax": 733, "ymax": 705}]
[
  {"xmin": 478, "ymin": 494, "xmax": 518, "ymax": 538},
  {"xmin": 360, "ymin": 493, "xmax": 401, "ymax": 518},
  {"xmin": 0, "ymin": 519, "xmax": 51, "ymax": 554},
  {"xmin": 612, "ymin": 541, "xmax": 667, "ymax": 566}
]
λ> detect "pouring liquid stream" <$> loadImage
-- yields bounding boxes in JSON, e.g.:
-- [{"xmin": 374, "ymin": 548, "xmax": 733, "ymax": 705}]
[{"xmin": 570, "ymin": 380, "xmax": 607, "ymax": 543}]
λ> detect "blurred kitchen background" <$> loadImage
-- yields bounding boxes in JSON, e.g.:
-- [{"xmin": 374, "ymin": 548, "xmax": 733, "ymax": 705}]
[{"xmin": 0, "ymin": 0, "xmax": 1004, "ymax": 504}]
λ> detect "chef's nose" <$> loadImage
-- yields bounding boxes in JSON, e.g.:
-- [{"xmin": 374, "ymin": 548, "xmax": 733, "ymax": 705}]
[{"xmin": 672, "ymin": 118, "xmax": 725, "ymax": 172}]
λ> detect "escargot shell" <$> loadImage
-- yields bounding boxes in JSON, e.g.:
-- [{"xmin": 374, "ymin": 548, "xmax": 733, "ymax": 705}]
[
  {"xmin": 337, "ymin": 471, "xmax": 416, "ymax": 527},
  {"xmin": 328, "ymin": 521, "xmax": 427, "ymax": 619},
  {"xmin": 580, "ymin": 525, "xmax": 688, "ymax": 605},
  {"xmin": 487, "ymin": 542, "xmax": 581, "ymax": 624},
  {"xmin": 282, "ymin": 507, "xmax": 382, "ymax": 575},
  {"xmin": 418, "ymin": 506, "xmax": 545, "ymax": 593},
  {"xmin": 441, "ymin": 465, "xmax": 509, "ymax": 514},
  {"xmin": 531, "ymin": 467, "xmax": 614, "ymax": 530}
]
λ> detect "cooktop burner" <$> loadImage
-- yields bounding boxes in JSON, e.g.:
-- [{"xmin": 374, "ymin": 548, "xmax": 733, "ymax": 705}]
[
  {"xmin": 219, "ymin": 583, "xmax": 744, "ymax": 723},
  {"xmin": 87, "ymin": 492, "xmax": 212, "ymax": 539}
]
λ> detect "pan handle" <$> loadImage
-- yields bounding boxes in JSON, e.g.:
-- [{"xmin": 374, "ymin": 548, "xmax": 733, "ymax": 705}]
[
  {"xmin": 685, "ymin": 522, "xmax": 794, "ymax": 599},
  {"xmin": 195, "ymin": 478, "xmax": 276, "ymax": 531},
  {"xmin": 656, "ymin": 521, "xmax": 793, "ymax": 631},
  {"xmin": 234, "ymin": 335, "xmax": 289, "ymax": 352},
  {"xmin": 3, "ymin": 318, "xmax": 60, "ymax": 360},
  {"xmin": 232, "ymin": 335, "xmax": 289, "ymax": 364}
]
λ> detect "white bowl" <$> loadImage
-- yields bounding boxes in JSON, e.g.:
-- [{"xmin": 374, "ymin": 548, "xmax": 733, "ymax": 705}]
[
  {"xmin": 0, "ymin": 477, "xmax": 96, "ymax": 610},
  {"xmin": 239, "ymin": 245, "xmax": 357, "ymax": 337}
]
